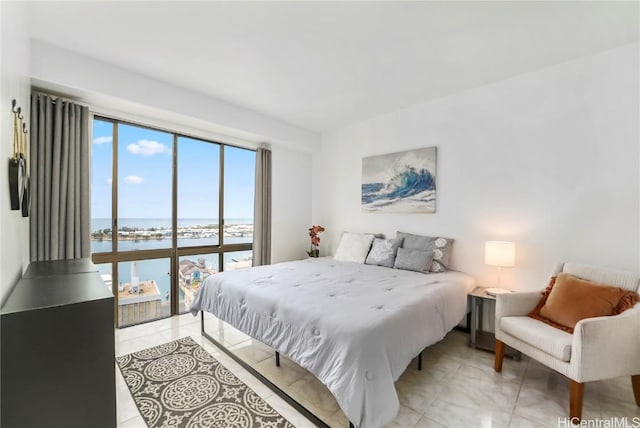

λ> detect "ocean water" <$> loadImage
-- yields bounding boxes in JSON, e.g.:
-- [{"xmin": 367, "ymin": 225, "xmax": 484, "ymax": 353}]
[
  {"xmin": 92, "ymin": 219, "xmax": 253, "ymax": 304},
  {"xmin": 361, "ymin": 183, "xmax": 385, "ymax": 204},
  {"xmin": 361, "ymin": 167, "xmax": 436, "ymax": 212},
  {"xmin": 95, "ymin": 239, "xmax": 252, "ymax": 303}
]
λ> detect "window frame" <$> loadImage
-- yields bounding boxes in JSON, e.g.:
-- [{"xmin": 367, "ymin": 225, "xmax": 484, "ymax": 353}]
[{"xmin": 90, "ymin": 115, "xmax": 255, "ymax": 326}]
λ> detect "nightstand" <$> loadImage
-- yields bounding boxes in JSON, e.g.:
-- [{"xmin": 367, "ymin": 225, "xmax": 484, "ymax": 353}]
[{"xmin": 468, "ymin": 286, "xmax": 521, "ymax": 359}]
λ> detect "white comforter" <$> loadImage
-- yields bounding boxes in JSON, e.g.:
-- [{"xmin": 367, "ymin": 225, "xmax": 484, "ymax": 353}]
[{"xmin": 191, "ymin": 257, "xmax": 473, "ymax": 427}]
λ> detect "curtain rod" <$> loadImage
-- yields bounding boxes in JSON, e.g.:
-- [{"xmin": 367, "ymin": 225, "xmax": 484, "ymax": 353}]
[{"xmin": 31, "ymin": 88, "xmax": 91, "ymax": 108}]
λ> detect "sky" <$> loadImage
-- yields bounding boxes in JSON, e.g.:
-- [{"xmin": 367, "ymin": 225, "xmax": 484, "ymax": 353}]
[{"xmin": 91, "ymin": 118, "xmax": 255, "ymax": 220}]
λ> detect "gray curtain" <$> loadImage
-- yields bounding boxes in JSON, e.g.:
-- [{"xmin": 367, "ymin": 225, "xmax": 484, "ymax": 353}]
[
  {"xmin": 252, "ymin": 147, "xmax": 272, "ymax": 266},
  {"xmin": 30, "ymin": 94, "xmax": 90, "ymax": 261}
]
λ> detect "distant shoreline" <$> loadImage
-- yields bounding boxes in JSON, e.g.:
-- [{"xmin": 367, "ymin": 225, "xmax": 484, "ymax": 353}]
[{"xmin": 90, "ymin": 223, "xmax": 253, "ymax": 241}]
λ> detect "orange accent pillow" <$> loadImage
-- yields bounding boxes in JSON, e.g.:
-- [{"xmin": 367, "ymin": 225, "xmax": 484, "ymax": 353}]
[
  {"xmin": 528, "ymin": 276, "xmax": 574, "ymax": 333},
  {"xmin": 528, "ymin": 273, "xmax": 639, "ymax": 333},
  {"xmin": 528, "ymin": 276, "xmax": 556, "ymax": 317}
]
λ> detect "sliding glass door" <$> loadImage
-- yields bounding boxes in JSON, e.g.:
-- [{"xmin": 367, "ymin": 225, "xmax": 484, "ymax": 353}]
[{"xmin": 91, "ymin": 117, "xmax": 255, "ymax": 327}]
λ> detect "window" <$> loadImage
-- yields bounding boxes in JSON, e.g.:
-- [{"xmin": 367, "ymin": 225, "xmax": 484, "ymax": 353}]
[
  {"xmin": 177, "ymin": 136, "xmax": 220, "ymax": 247},
  {"xmin": 90, "ymin": 119, "xmax": 114, "ymax": 250},
  {"xmin": 91, "ymin": 117, "xmax": 256, "ymax": 327},
  {"xmin": 224, "ymin": 146, "xmax": 255, "ymax": 246},
  {"xmin": 117, "ymin": 124, "xmax": 172, "ymax": 251}
]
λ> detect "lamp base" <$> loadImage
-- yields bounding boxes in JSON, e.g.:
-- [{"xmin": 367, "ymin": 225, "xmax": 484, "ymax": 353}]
[{"xmin": 486, "ymin": 287, "xmax": 511, "ymax": 297}]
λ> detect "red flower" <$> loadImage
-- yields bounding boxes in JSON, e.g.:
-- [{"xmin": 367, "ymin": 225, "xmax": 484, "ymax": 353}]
[
  {"xmin": 309, "ymin": 225, "xmax": 325, "ymax": 236},
  {"xmin": 307, "ymin": 225, "xmax": 325, "ymax": 257}
]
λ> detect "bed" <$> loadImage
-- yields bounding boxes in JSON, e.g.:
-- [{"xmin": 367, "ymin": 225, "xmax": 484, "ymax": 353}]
[{"xmin": 190, "ymin": 256, "xmax": 474, "ymax": 427}]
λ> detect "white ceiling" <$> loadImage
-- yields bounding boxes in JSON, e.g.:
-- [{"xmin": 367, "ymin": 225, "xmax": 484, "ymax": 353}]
[{"xmin": 28, "ymin": 1, "xmax": 639, "ymax": 133}]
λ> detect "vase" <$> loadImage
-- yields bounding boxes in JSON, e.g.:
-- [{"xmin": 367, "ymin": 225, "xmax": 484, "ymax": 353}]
[{"xmin": 307, "ymin": 249, "xmax": 319, "ymax": 258}]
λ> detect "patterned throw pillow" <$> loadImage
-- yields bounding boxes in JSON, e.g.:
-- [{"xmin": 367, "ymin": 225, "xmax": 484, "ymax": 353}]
[
  {"xmin": 365, "ymin": 238, "xmax": 403, "ymax": 268},
  {"xmin": 429, "ymin": 237, "xmax": 453, "ymax": 272},
  {"xmin": 393, "ymin": 248, "xmax": 434, "ymax": 274},
  {"xmin": 396, "ymin": 232, "xmax": 453, "ymax": 272}
]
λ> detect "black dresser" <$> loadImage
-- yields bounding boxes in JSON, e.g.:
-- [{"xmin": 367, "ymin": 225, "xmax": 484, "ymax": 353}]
[{"xmin": 1, "ymin": 259, "xmax": 116, "ymax": 428}]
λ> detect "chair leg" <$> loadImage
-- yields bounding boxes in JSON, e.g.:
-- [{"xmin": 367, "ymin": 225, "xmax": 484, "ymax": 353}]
[
  {"xmin": 275, "ymin": 351, "xmax": 280, "ymax": 367},
  {"xmin": 569, "ymin": 380, "xmax": 584, "ymax": 422},
  {"xmin": 494, "ymin": 339, "xmax": 505, "ymax": 372},
  {"xmin": 632, "ymin": 375, "xmax": 640, "ymax": 406}
]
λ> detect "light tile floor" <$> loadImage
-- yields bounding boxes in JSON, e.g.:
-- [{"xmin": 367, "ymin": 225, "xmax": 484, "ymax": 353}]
[{"xmin": 116, "ymin": 313, "xmax": 640, "ymax": 427}]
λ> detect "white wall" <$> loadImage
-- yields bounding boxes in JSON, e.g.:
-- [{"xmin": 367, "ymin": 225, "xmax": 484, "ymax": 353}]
[
  {"xmin": 271, "ymin": 145, "xmax": 312, "ymax": 263},
  {"xmin": 313, "ymin": 43, "xmax": 640, "ymax": 291},
  {"xmin": 0, "ymin": 1, "xmax": 30, "ymax": 304},
  {"xmin": 30, "ymin": 41, "xmax": 319, "ymax": 153}
]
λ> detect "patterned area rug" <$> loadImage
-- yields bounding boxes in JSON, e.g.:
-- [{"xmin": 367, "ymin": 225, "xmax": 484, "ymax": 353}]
[{"xmin": 117, "ymin": 336, "xmax": 294, "ymax": 428}]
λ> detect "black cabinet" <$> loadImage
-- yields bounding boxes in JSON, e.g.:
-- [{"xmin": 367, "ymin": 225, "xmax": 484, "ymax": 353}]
[{"xmin": 1, "ymin": 259, "xmax": 116, "ymax": 428}]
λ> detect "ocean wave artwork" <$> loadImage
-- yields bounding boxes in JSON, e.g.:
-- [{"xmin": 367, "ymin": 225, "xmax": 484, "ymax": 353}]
[{"xmin": 362, "ymin": 146, "xmax": 437, "ymax": 213}]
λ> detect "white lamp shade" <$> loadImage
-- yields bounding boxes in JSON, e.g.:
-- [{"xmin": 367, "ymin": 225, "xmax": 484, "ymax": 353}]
[{"xmin": 485, "ymin": 241, "xmax": 515, "ymax": 267}]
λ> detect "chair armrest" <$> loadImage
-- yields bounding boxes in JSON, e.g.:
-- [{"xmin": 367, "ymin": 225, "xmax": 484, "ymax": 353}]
[
  {"xmin": 495, "ymin": 291, "xmax": 541, "ymax": 318},
  {"xmin": 570, "ymin": 306, "xmax": 640, "ymax": 382},
  {"xmin": 495, "ymin": 291, "xmax": 541, "ymax": 340}
]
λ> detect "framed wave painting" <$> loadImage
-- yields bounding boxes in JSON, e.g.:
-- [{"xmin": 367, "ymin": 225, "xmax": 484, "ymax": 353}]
[{"xmin": 361, "ymin": 146, "xmax": 437, "ymax": 213}]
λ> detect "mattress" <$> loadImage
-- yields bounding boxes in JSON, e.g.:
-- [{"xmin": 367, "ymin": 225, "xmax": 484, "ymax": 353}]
[{"xmin": 190, "ymin": 257, "xmax": 474, "ymax": 427}]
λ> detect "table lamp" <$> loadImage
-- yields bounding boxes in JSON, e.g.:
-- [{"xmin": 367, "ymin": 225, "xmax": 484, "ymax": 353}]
[{"xmin": 484, "ymin": 241, "xmax": 515, "ymax": 296}]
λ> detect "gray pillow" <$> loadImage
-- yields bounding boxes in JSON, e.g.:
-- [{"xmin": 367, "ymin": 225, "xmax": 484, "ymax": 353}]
[
  {"xmin": 365, "ymin": 238, "xmax": 403, "ymax": 268},
  {"xmin": 396, "ymin": 231, "xmax": 453, "ymax": 272},
  {"xmin": 393, "ymin": 247, "xmax": 434, "ymax": 274},
  {"xmin": 397, "ymin": 231, "xmax": 432, "ymax": 251},
  {"xmin": 429, "ymin": 237, "xmax": 453, "ymax": 272}
]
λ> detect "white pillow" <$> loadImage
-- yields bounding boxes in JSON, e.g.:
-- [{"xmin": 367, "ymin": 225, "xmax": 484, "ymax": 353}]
[{"xmin": 334, "ymin": 232, "xmax": 376, "ymax": 263}]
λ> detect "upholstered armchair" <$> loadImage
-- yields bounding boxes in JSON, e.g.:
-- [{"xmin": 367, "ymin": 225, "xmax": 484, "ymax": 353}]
[{"xmin": 494, "ymin": 262, "xmax": 640, "ymax": 422}]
